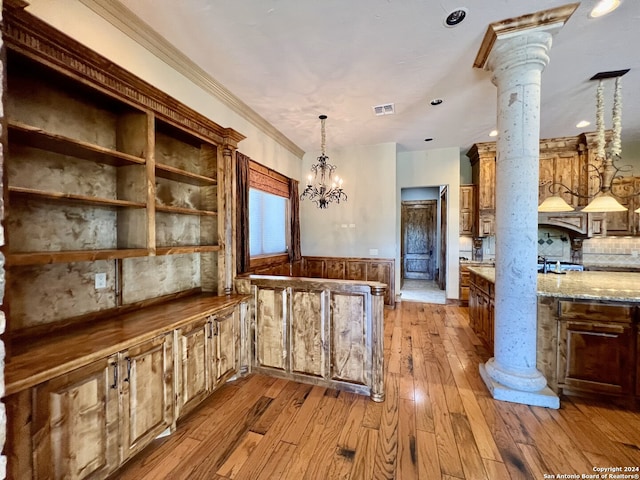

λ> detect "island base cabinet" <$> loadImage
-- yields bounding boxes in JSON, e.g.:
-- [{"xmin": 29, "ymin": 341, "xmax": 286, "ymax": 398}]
[
  {"xmin": 31, "ymin": 356, "xmax": 120, "ymax": 480},
  {"xmin": 558, "ymin": 319, "xmax": 635, "ymax": 396}
]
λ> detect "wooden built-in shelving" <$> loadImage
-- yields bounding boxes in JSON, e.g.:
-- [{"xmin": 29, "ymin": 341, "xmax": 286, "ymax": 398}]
[
  {"xmin": 155, "ymin": 163, "xmax": 216, "ymax": 186},
  {"xmin": 155, "ymin": 245, "xmax": 221, "ymax": 256},
  {"xmin": 154, "ymin": 204, "xmax": 217, "ymax": 216},
  {"xmin": 9, "ymin": 186, "xmax": 147, "ymax": 208},
  {"xmin": 6, "ymin": 248, "xmax": 150, "ymax": 267},
  {"xmin": 8, "ymin": 120, "xmax": 145, "ymax": 166}
]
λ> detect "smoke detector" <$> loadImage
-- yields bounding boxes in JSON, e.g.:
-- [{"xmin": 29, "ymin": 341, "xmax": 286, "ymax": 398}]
[{"xmin": 372, "ymin": 103, "xmax": 395, "ymax": 116}]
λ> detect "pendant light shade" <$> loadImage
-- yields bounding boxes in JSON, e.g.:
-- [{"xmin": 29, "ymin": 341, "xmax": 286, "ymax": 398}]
[
  {"xmin": 538, "ymin": 195, "xmax": 574, "ymax": 212},
  {"xmin": 581, "ymin": 192, "xmax": 628, "ymax": 212}
]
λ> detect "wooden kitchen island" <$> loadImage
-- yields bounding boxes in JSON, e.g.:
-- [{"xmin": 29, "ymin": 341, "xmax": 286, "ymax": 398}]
[{"xmin": 468, "ymin": 266, "xmax": 640, "ymax": 407}]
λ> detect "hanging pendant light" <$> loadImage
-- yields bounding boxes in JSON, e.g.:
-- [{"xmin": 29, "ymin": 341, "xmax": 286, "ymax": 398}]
[
  {"xmin": 538, "ymin": 195, "xmax": 574, "ymax": 212},
  {"xmin": 538, "ymin": 71, "xmax": 636, "ymax": 213},
  {"xmin": 300, "ymin": 115, "xmax": 347, "ymax": 209}
]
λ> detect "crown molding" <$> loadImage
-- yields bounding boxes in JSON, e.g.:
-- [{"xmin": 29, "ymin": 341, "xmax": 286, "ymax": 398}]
[{"xmin": 78, "ymin": 0, "xmax": 305, "ymax": 158}]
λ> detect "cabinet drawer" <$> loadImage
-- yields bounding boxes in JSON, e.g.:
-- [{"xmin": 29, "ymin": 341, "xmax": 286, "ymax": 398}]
[
  {"xmin": 559, "ymin": 301, "xmax": 634, "ymax": 323},
  {"xmin": 558, "ymin": 319, "xmax": 634, "ymax": 395},
  {"xmin": 460, "ymin": 270, "xmax": 470, "ymax": 287}
]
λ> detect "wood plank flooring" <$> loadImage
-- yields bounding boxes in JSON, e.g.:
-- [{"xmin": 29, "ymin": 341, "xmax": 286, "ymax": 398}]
[{"xmin": 112, "ymin": 302, "xmax": 640, "ymax": 479}]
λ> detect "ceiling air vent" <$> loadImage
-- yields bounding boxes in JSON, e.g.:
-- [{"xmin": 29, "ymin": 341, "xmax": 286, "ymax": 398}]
[{"xmin": 372, "ymin": 103, "xmax": 395, "ymax": 116}]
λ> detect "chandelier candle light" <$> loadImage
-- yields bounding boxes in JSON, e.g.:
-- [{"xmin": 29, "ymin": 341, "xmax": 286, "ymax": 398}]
[
  {"xmin": 300, "ymin": 115, "xmax": 347, "ymax": 209},
  {"xmin": 538, "ymin": 69, "xmax": 638, "ymax": 213}
]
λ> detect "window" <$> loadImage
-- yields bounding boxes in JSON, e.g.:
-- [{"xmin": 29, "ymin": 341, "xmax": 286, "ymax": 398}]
[{"xmin": 249, "ymin": 188, "xmax": 289, "ymax": 256}]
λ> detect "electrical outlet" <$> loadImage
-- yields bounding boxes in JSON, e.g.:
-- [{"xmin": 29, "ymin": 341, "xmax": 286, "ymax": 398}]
[
  {"xmin": 632, "ymin": 250, "xmax": 639, "ymax": 258},
  {"xmin": 95, "ymin": 272, "xmax": 107, "ymax": 289},
  {"xmin": 369, "ymin": 249, "xmax": 379, "ymax": 256}
]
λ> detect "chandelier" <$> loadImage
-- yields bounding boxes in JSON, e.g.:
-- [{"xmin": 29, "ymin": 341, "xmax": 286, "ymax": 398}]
[
  {"xmin": 538, "ymin": 70, "xmax": 640, "ymax": 213},
  {"xmin": 300, "ymin": 115, "xmax": 347, "ymax": 209}
]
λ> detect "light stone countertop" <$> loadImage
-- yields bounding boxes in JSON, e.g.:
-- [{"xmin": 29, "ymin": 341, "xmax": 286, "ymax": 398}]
[{"xmin": 467, "ymin": 266, "xmax": 640, "ymax": 302}]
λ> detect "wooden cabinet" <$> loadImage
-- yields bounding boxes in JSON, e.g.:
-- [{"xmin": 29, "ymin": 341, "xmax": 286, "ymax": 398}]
[
  {"xmin": 2, "ymin": 6, "xmax": 243, "ymax": 344},
  {"xmin": 467, "ymin": 144, "xmax": 495, "ymax": 237},
  {"xmin": 5, "ymin": 295, "xmax": 245, "ymax": 480},
  {"xmin": 177, "ymin": 316, "xmax": 211, "ymax": 416},
  {"xmin": 603, "ymin": 177, "xmax": 640, "ymax": 236},
  {"xmin": 177, "ymin": 306, "xmax": 239, "ymax": 416},
  {"xmin": 557, "ymin": 301, "xmax": 635, "ymax": 397},
  {"xmin": 248, "ymin": 276, "xmax": 385, "ymax": 400},
  {"xmin": 459, "ymin": 264, "xmax": 471, "ymax": 306},
  {"xmin": 120, "ymin": 334, "xmax": 175, "ymax": 461},
  {"xmin": 25, "ymin": 332, "xmax": 174, "ymax": 479},
  {"xmin": 459, "ymin": 185, "xmax": 476, "ymax": 236},
  {"xmin": 467, "ymin": 270, "xmax": 494, "ymax": 352},
  {"xmin": 32, "ymin": 356, "xmax": 120, "ymax": 479}
]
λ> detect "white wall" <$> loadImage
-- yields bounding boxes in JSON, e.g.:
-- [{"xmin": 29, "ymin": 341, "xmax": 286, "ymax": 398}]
[
  {"xmin": 397, "ymin": 148, "xmax": 461, "ymax": 300},
  {"xmin": 300, "ymin": 143, "xmax": 397, "ymax": 259},
  {"xmin": 25, "ymin": 0, "xmax": 302, "ymax": 179}
]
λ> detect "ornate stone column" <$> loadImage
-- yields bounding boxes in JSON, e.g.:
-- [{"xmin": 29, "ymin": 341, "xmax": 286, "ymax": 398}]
[{"xmin": 473, "ymin": 5, "xmax": 577, "ymax": 408}]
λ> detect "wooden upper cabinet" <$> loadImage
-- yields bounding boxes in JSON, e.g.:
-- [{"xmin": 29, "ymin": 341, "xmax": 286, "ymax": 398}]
[
  {"xmin": 538, "ymin": 151, "xmax": 583, "ymax": 209},
  {"xmin": 32, "ymin": 355, "xmax": 120, "ymax": 480},
  {"xmin": 459, "ymin": 185, "xmax": 475, "ymax": 236},
  {"xmin": 467, "ymin": 143, "xmax": 495, "ymax": 237}
]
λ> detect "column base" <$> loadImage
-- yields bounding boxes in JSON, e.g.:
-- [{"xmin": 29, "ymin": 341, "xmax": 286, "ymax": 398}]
[{"xmin": 480, "ymin": 363, "xmax": 559, "ymax": 409}]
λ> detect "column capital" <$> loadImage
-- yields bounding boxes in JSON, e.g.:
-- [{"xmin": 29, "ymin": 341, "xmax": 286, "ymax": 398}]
[{"xmin": 474, "ymin": 3, "xmax": 578, "ymax": 70}]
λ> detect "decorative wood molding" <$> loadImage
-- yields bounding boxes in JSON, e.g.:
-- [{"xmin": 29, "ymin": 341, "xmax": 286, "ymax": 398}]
[
  {"xmin": 3, "ymin": 5, "xmax": 246, "ymax": 148},
  {"xmin": 473, "ymin": 3, "xmax": 580, "ymax": 69},
  {"xmin": 77, "ymin": 0, "xmax": 305, "ymax": 158},
  {"xmin": 249, "ymin": 160, "xmax": 290, "ymax": 198}
]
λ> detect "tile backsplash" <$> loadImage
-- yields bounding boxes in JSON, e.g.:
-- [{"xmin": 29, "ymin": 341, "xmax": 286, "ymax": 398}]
[
  {"xmin": 465, "ymin": 229, "xmax": 640, "ymax": 267},
  {"xmin": 538, "ymin": 227, "xmax": 571, "ymax": 262},
  {"xmin": 582, "ymin": 236, "xmax": 640, "ymax": 267}
]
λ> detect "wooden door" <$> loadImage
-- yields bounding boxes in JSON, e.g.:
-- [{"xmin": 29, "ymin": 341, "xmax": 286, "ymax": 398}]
[
  {"xmin": 439, "ymin": 187, "xmax": 447, "ymax": 290},
  {"xmin": 401, "ymin": 200, "xmax": 437, "ymax": 280},
  {"xmin": 32, "ymin": 355, "xmax": 120, "ymax": 480},
  {"xmin": 121, "ymin": 333, "xmax": 174, "ymax": 461},
  {"xmin": 176, "ymin": 317, "xmax": 210, "ymax": 417},
  {"xmin": 213, "ymin": 307, "xmax": 238, "ymax": 386}
]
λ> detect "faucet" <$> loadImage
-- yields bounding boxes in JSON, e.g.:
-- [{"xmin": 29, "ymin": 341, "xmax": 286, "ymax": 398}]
[{"xmin": 538, "ymin": 255, "xmax": 548, "ymax": 274}]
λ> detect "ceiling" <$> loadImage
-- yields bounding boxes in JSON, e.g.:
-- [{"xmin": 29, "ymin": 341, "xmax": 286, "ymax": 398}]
[{"xmin": 109, "ymin": 0, "xmax": 639, "ymax": 156}]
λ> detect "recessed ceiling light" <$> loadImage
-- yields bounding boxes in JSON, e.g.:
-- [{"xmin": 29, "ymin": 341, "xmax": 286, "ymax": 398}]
[
  {"xmin": 424, "ymin": 138, "xmax": 434, "ymax": 142},
  {"xmin": 489, "ymin": 130, "xmax": 498, "ymax": 137},
  {"xmin": 430, "ymin": 99, "xmax": 443, "ymax": 106},
  {"xmin": 576, "ymin": 120, "xmax": 591, "ymax": 128},
  {"xmin": 590, "ymin": 0, "xmax": 621, "ymax": 18},
  {"xmin": 444, "ymin": 8, "xmax": 468, "ymax": 27}
]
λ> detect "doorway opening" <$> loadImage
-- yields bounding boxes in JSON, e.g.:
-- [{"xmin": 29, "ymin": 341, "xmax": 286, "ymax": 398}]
[{"xmin": 400, "ymin": 186, "xmax": 446, "ymax": 304}]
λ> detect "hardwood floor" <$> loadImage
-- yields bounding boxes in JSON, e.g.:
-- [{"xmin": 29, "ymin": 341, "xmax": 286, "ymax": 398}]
[{"xmin": 112, "ymin": 302, "xmax": 640, "ymax": 479}]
